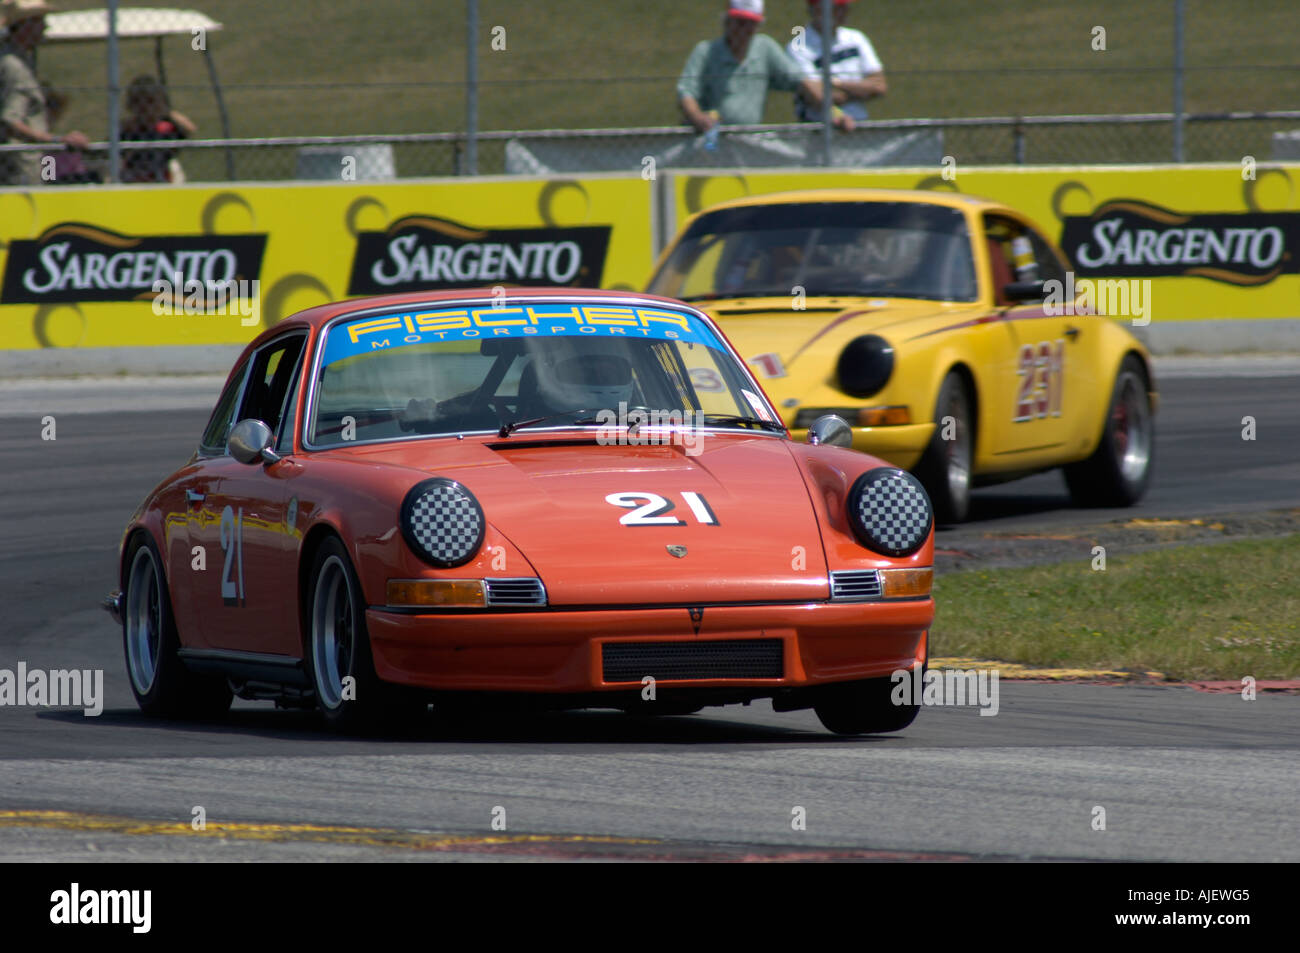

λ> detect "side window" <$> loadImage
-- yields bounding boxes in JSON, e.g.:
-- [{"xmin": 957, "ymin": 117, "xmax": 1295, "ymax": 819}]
[
  {"xmin": 1023, "ymin": 226, "xmax": 1067, "ymax": 286},
  {"xmin": 200, "ymin": 359, "xmax": 250, "ymax": 452},
  {"xmin": 983, "ymin": 215, "xmax": 1018, "ymax": 304},
  {"xmin": 235, "ymin": 335, "xmax": 307, "ymax": 449},
  {"xmin": 274, "ymin": 344, "xmax": 309, "ymax": 453},
  {"xmin": 984, "ymin": 215, "xmax": 1064, "ymax": 302}
]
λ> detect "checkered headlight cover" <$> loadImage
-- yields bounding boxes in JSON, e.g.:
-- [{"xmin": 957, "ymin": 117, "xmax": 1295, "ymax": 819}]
[
  {"xmin": 847, "ymin": 468, "xmax": 932, "ymax": 557},
  {"xmin": 400, "ymin": 478, "xmax": 485, "ymax": 568}
]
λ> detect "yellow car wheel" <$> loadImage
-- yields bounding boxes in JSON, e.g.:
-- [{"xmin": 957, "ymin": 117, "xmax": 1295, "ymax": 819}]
[
  {"xmin": 915, "ymin": 371, "xmax": 973, "ymax": 524},
  {"xmin": 1064, "ymin": 355, "xmax": 1154, "ymax": 507}
]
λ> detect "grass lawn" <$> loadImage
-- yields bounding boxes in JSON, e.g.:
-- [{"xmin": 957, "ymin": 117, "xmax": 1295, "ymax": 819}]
[
  {"xmin": 38, "ymin": 0, "xmax": 1300, "ymax": 142},
  {"xmin": 932, "ymin": 534, "xmax": 1300, "ymax": 680}
]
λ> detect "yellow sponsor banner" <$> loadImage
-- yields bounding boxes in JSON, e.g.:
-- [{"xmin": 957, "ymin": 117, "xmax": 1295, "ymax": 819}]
[
  {"xmin": 667, "ymin": 165, "xmax": 1300, "ymax": 322},
  {"xmin": 0, "ymin": 175, "xmax": 652, "ymax": 350}
]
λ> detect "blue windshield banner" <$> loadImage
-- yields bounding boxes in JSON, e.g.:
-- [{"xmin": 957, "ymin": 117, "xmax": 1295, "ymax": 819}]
[{"xmin": 323, "ymin": 302, "xmax": 723, "ymax": 366}]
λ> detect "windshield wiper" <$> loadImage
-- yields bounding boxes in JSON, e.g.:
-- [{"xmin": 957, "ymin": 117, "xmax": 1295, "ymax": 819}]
[
  {"xmin": 801, "ymin": 287, "xmax": 878, "ymax": 297},
  {"xmin": 700, "ymin": 413, "xmax": 786, "ymax": 432},
  {"xmin": 800, "ymin": 287, "xmax": 954, "ymax": 301},
  {"xmin": 498, "ymin": 409, "xmax": 605, "ymax": 437},
  {"xmin": 680, "ymin": 290, "xmax": 790, "ymax": 302},
  {"xmin": 683, "ymin": 288, "xmax": 933, "ymax": 302}
]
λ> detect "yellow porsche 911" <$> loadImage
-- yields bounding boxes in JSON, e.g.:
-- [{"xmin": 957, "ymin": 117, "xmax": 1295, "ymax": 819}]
[{"xmin": 646, "ymin": 189, "xmax": 1157, "ymax": 523}]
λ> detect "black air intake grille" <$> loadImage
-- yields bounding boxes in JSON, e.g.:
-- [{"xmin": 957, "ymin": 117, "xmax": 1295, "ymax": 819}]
[
  {"xmin": 830, "ymin": 569, "xmax": 882, "ymax": 601},
  {"xmin": 483, "ymin": 577, "xmax": 547, "ymax": 606},
  {"xmin": 602, "ymin": 639, "xmax": 784, "ymax": 682}
]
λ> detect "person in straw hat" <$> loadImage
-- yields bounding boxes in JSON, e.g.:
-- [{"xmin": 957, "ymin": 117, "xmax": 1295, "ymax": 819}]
[{"xmin": 1, "ymin": 0, "xmax": 90, "ymax": 185}]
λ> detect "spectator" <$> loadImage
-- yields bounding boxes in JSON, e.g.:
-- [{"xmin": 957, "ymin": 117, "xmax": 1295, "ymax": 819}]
[
  {"xmin": 41, "ymin": 84, "xmax": 98, "ymax": 183},
  {"xmin": 787, "ymin": 0, "xmax": 887, "ymax": 123},
  {"xmin": 120, "ymin": 75, "xmax": 196, "ymax": 183},
  {"xmin": 0, "ymin": 0, "xmax": 89, "ymax": 186},
  {"xmin": 677, "ymin": 0, "xmax": 852, "ymax": 135}
]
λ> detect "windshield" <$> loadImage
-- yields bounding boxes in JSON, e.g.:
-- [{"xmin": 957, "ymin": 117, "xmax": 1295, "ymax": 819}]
[
  {"xmin": 648, "ymin": 201, "xmax": 978, "ymax": 302},
  {"xmin": 308, "ymin": 301, "xmax": 780, "ymax": 446}
]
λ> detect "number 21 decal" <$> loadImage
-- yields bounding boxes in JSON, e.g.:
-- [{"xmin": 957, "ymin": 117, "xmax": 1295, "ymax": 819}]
[
  {"xmin": 606, "ymin": 491, "xmax": 719, "ymax": 526},
  {"xmin": 1014, "ymin": 339, "xmax": 1064, "ymax": 421}
]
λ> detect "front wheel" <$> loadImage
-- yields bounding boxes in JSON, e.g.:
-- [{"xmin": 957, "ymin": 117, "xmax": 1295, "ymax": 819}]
[
  {"xmin": 122, "ymin": 534, "xmax": 232, "ymax": 718},
  {"xmin": 915, "ymin": 371, "xmax": 973, "ymax": 524},
  {"xmin": 814, "ymin": 674, "xmax": 920, "ymax": 735},
  {"xmin": 1064, "ymin": 355, "xmax": 1154, "ymax": 507},
  {"xmin": 306, "ymin": 536, "xmax": 424, "ymax": 731}
]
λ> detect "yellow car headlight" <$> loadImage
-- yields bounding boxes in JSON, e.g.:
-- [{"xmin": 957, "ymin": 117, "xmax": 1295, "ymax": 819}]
[{"xmin": 837, "ymin": 335, "xmax": 894, "ymax": 398}]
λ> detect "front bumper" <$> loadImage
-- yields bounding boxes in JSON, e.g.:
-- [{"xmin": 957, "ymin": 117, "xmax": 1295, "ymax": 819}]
[
  {"xmin": 790, "ymin": 423, "xmax": 935, "ymax": 470},
  {"xmin": 367, "ymin": 599, "xmax": 932, "ymax": 694}
]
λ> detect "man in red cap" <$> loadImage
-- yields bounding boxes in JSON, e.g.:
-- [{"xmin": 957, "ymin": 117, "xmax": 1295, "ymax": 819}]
[
  {"xmin": 677, "ymin": 0, "xmax": 852, "ymax": 134},
  {"xmin": 0, "ymin": 0, "xmax": 90, "ymax": 185},
  {"xmin": 787, "ymin": 0, "xmax": 887, "ymax": 123}
]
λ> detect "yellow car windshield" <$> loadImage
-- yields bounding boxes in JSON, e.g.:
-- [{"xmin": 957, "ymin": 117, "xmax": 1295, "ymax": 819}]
[{"xmin": 650, "ymin": 202, "xmax": 978, "ymax": 303}]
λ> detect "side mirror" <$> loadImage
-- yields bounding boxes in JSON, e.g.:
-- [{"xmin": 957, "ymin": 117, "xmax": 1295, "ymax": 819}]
[
  {"xmin": 1003, "ymin": 279, "xmax": 1045, "ymax": 303},
  {"xmin": 228, "ymin": 418, "xmax": 281, "ymax": 465},
  {"xmin": 806, "ymin": 414, "xmax": 853, "ymax": 448}
]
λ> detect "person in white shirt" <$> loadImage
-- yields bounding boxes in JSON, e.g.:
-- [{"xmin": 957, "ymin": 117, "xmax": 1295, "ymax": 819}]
[{"xmin": 786, "ymin": 0, "xmax": 887, "ymax": 122}]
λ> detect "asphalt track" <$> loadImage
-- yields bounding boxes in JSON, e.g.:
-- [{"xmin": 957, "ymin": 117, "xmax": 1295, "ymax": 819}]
[{"xmin": 0, "ymin": 363, "xmax": 1297, "ymax": 861}]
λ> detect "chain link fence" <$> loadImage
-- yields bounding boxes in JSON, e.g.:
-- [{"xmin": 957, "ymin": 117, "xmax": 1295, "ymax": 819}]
[
  {"xmin": 3, "ymin": 0, "xmax": 1299, "ymax": 184},
  {"xmin": 7, "ymin": 111, "xmax": 1300, "ymax": 183}
]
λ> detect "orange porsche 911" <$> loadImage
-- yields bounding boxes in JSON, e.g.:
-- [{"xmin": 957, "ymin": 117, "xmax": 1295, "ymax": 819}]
[{"xmin": 105, "ymin": 289, "xmax": 934, "ymax": 735}]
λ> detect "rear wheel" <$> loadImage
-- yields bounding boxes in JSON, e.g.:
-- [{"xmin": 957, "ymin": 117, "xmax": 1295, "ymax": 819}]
[
  {"xmin": 915, "ymin": 371, "xmax": 973, "ymax": 524},
  {"xmin": 122, "ymin": 534, "xmax": 232, "ymax": 718},
  {"xmin": 814, "ymin": 673, "xmax": 920, "ymax": 735},
  {"xmin": 307, "ymin": 536, "xmax": 424, "ymax": 731},
  {"xmin": 1064, "ymin": 355, "xmax": 1153, "ymax": 507}
]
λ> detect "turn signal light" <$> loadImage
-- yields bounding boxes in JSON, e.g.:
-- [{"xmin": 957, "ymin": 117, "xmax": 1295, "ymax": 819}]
[
  {"xmin": 858, "ymin": 406, "xmax": 912, "ymax": 427},
  {"xmin": 878, "ymin": 567, "xmax": 933, "ymax": 599},
  {"xmin": 387, "ymin": 579, "xmax": 486, "ymax": 607}
]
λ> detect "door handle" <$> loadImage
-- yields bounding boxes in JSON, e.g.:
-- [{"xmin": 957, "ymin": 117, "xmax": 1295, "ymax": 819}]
[
  {"xmin": 186, "ymin": 489, "xmax": 206, "ymax": 503},
  {"xmin": 1065, "ymin": 326, "xmax": 1080, "ymax": 340}
]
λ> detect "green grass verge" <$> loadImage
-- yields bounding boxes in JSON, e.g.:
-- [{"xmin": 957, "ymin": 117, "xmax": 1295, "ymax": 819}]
[
  {"xmin": 932, "ymin": 535, "xmax": 1300, "ymax": 680},
  {"xmin": 40, "ymin": 0, "xmax": 1300, "ymax": 142}
]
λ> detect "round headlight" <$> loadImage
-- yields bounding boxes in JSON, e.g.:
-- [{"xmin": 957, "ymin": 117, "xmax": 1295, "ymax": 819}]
[
  {"xmin": 837, "ymin": 334, "xmax": 894, "ymax": 399},
  {"xmin": 400, "ymin": 478, "xmax": 485, "ymax": 568},
  {"xmin": 847, "ymin": 467, "xmax": 932, "ymax": 557}
]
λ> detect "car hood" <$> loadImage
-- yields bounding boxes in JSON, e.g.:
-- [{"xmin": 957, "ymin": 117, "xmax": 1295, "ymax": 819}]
[
  {"xmin": 350, "ymin": 432, "xmax": 832, "ymax": 606},
  {"xmin": 699, "ymin": 296, "xmax": 974, "ymax": 369},
  {"xmin": 690, "ymin": 296, "xmax": 978, "ymax": 419}
]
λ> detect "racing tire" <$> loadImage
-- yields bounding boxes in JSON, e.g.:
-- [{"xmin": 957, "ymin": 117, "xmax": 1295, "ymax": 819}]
[
  {"xmin": 915, "ymin": 370, "xmax": 973, "ymax": 524},
  {"xmin": 122, "ymin": 533, "xmax": 233, "ymax": 719},
  {"xmin": 306, "ymin": 536, "xmax": 425, "ymax": 732},
  {"xmin": 1064, "ymin": 355, "xmax": 1154, "ymax": 507},
  {"xmin": 814, "ymin": 673, "xmax": 920, "ymax": 735}
]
